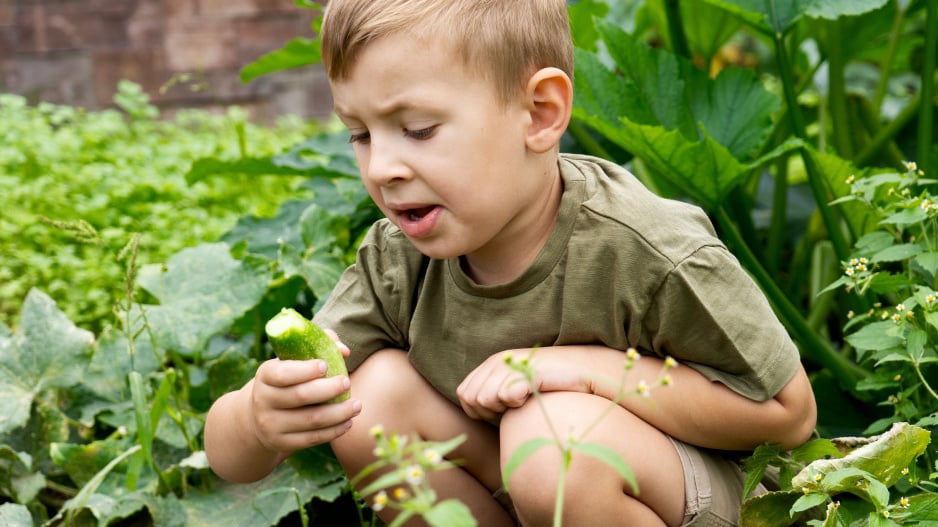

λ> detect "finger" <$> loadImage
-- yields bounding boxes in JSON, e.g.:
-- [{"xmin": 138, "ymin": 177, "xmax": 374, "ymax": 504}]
[
  {"xmin": 256, "ymin": 398, "xmax": 362, "ymax": 451},
  {"xmin": 293, "ymin": 375, "xmax": 352, "ymax": 407},
  {"xmin": 280, "ymin": 420, "xmax": 355, "ymax": 451},
  {"xmin": 257, "ymin": 358, "xmax": 328, "ymax": 387},
  {"xmin": 499, "ymin": 377, "xmax": 532, "ymax": 409},
  {"xmin": 279, "ymin": 397, "xmax": 362, "ymax": 434},
  {"xmin": 323, "ymin": 328, "xmax": 351, "ymax": 358},
  {"xmin": 261, "ymin": 375, "xmax": 352, "ymax": 410}
]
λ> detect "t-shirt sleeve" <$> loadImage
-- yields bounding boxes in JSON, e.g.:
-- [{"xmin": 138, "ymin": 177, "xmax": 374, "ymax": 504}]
[
  {"xmin": 644, "ymin": 245, "xmax": 801, "ymax": 401},
  {"xmin": 311, "ymin": 221, "xmax": 417, "ymax": 372}
]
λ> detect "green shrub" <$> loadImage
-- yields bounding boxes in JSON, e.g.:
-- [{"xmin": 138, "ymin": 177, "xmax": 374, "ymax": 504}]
[{"xmin": 0, "ymin": 81, "xmax": 319, "ymax": 333}]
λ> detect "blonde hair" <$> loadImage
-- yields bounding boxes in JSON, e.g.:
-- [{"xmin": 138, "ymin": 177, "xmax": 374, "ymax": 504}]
[{"xmin": 320, "ymin": 0, "xmax": 573, "ymax": 104}]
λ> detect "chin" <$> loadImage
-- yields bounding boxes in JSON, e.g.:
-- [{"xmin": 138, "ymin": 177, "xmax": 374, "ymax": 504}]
[{"xmin": 406, "ymin": 239, "xmax": 466, "ymax": 261}]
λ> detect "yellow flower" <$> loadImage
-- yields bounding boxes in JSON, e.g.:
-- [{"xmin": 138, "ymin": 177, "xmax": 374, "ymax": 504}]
[
  {"xmin": 393, "ymin": 487, "xmax": 409, "ymax": 500},
  {"xmin": 626, "ymin": 347, "xmax": 640, "ymax": 361},
  {"xmin": 636, "ymin": 380, "xmax": 650, "ymax": 397},
  {"xmin": 900, "ymin": 496, "xmax": 910, "ymax": 508},
  {"xmin": 661, "ymin": 374, "xmax": 674, "ymax": 386},
  {"xmin": 664, "ymin": 356, "xmax": 678, "ymax": 369},
  {"xmin": 906, "ymin": 161, "xmax": 917, "ymax": 171},
  {"xmin": 372, "ymin": 490, "xmax": 388, "ymax": 512}
]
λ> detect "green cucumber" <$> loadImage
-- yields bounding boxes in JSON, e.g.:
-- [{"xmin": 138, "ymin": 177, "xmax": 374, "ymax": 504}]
[{"xmin": 265, "ymin": 308, "xmax": 350, "ymax": 403}]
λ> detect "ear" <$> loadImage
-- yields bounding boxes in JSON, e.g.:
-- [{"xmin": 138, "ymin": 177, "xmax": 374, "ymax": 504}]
[{"xmin": 523, "ymin": 67, "xmax": 573, "ymax": 154}]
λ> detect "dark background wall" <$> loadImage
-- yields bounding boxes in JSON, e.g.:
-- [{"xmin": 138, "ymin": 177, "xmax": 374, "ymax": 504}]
[{"xmin": 0, "ymin": 0, "xmax": 333, "ymax": 122}]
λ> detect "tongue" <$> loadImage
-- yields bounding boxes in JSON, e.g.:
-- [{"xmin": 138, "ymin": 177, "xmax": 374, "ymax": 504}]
[{"xmin": 410, "ymin": 206, "xmax": 435, "ymax": 220}]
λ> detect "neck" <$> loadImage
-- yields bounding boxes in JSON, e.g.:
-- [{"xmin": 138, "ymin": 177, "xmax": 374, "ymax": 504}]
[{"xmin": 463, "ymin": 162, "xmax": 564, "ymax": 286}]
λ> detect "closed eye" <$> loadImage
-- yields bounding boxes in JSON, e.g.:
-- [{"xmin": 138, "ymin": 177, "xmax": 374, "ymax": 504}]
[
  {"xmin": 404, "ymin": 125, "xmax": 438, "ymax": 140},
  {"xmin": 348, "ymin": 131, "xmax": 371, "ymax": 144}
]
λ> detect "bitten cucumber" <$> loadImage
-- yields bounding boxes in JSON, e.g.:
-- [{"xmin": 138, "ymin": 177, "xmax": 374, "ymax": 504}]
[{"xmin": 265, "ymin": 308, "xmax": 350, "ymax": 403}]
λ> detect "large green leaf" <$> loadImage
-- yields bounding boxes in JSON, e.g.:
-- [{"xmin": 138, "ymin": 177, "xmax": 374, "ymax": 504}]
[
  {"xmin": 240, "ymin": 37, "xmax": 321, "ymax": 83},
  {"xmin": 573, "ymin": 25, "xmax": 790, "ymax": 208},
  {"xmin": 182, "ymin": 447, "xmax": 345, "ymax": 526},
  {"xmin": 0, "ymin": 503, "xmax": 32, "ymax": 527},
  {"xmin": 700, "ymin": 0, "xmax": 888, "ymax": 36},
  {"xmin": 0, "ymin": 289, "xmax": 94, "ymax": 434},
  {"xmin": 791, "ymin": 422, "xmax": 931, "ymax": 489},
  {"xmin": 684, "ymin": 66, "xmax": 780, "ymax": 159},
  {"xmin": 137, "ymin": 243, "xmax": 272, "ymax": 355},
  {"xmin": 593, "ymin": 20, "xmax": 697, "ymax": 136}
]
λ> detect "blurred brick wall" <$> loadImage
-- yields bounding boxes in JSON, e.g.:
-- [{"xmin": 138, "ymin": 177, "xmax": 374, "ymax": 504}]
[{"xmin": 0, "ymin": 0, "xmax": 333, "ymax": 122}]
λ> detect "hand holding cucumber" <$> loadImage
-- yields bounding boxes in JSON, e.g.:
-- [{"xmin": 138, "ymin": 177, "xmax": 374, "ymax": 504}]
[{"xmin": 248, "ymin": 309, "xmax": 359, "ymax": 453}]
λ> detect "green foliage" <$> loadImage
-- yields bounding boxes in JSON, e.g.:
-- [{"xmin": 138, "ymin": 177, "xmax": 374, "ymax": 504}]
[
  {"xmin": 2, "ymin": 0, "xmax": 937, "ymax": 524},
  {"xmin": 741, "ymin": 423, "xmax": 937, "ymax": 525},
  {"xmin": 0, "ymin": 80, "xmax": 319, "ymax": 333}
]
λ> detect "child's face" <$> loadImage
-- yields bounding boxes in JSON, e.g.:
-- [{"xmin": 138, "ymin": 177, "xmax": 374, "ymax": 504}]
[{"xmin": 330, "ymin": 32, "xmax": 560, "ymax": 270}]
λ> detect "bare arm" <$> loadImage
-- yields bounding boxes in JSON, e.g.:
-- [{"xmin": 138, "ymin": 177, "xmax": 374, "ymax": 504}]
[
  {"xmin": 457, "ymin": 345, "xmax": 817, "ymax": 451},
  {"xmin": 204, "ymin": 358, "xmax": 360, "ymax": 483},
  {"xmin": 588, "ymin": 347, "xmax": 817, "ymax": 450}
]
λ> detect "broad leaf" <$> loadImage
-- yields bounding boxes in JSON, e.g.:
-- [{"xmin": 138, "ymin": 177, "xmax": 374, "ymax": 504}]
[
  {"xmin": 137, "ymin": 243, "xmax": 272, "ymax": 354},
  {"xmin": 240, "ymin": 37, "xmax": 321, "ymax": 83},
  {"xmin": 0, "ymin": 503, "xmax": 32, "ymax": 527},
  {"xmin": 740, "ymin": 490, "xmax": 803, "ymax": 527},
  {"xmin": 181, "ymin": 459, "xmax": 344, "ymax": 526},
  {"xmin": 574, "ymin": 25, "xmax": 791, "ymax": 208},
  {"xmin": 0, "ymin": 289, "xmax": 94, "ymax": 434},
  {"xmin": 425, "ymin": 499, "xmax": 477, "ymax": 527},
  {"xmin": 844, "ymin": 321, "xmax": 902, "ymax": 352},
  {"xmin": 700, "ymin": 0, "xmax": 888, "ymax": 36},
  {"xmin": 790, "ymin": 422, "xmax": 930, "ymax": 489}
]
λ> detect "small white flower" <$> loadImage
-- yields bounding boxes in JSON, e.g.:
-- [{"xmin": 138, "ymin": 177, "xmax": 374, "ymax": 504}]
[
  {"xmin": 404, "ymin": 465, "xmax": 424, "ymax": 486},
  {"xmin": 372, "ymin": 490, "xmax": 388, "ymax": 512},
  {"xmin": 423, "ymin": 448, "xmax": 442, "ymax": 465}
]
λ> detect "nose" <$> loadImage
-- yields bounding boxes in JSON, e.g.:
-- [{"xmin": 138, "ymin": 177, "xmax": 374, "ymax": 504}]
[{"xmin": 364, "ymin": 136, "xmax": 411, "ymax": 187}]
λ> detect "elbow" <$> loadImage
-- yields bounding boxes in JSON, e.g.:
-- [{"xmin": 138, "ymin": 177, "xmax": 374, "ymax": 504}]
[
  {"xmin": 773, "ymin": 369, "xmax": 818, "ymax": 450},
  {"xmin": 776, "ymin": 397, "xmax": 817, "ymax": 450}
]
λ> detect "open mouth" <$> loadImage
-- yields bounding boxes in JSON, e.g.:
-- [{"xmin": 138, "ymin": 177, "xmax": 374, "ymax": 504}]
[{"xmin": 406, "ymin": 206, "xmax": 436, "ymax": 221}]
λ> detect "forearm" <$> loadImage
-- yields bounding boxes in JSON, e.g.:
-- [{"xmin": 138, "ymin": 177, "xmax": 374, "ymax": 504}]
[
  {"xmin": 204, "ymin": 381, "xmax": 288, "ymax": 483},
  {"xmin": 579, "ymin": 347, "xmax": 817, "ymax": 451}
]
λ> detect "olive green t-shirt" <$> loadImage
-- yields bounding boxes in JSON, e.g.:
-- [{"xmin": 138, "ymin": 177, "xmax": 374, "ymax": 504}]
[{"xmin": 313, "ymin": 154, "xmax": 800, "ymax": 404}]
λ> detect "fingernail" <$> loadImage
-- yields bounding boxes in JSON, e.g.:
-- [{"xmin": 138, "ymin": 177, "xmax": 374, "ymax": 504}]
[
  {"xmin": 352, "ymin": 400, "xmax": 362, "ymax": 413},
  {"xmin": 342, "ymin": 377, "xmax": 351, "ymax": 389}
]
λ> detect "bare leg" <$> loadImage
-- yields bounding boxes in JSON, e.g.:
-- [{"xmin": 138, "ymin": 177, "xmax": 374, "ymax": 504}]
[
  {"xmin": 330, "ymin": 349, "xmax": 515, "ymax": 527},
  {"xmin": 500, "ymin": 392, "xmax": 686, "ymax": 527}
]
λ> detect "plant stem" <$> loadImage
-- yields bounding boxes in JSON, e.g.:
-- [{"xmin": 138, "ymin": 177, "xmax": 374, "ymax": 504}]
[
  {"xmin": 553, "ymin": 450, "xmax": 571, "ymax": 527},
  {"xmin": 715, "ymin": 207, "xmax": 868, "ymax": 393},
  {"xmin": 872, "ymin": 2, "xmax": 907, "ymax": 116},
  {"xmin": 826, "ymin": 19, "xmax": 854, "ymax": 159},
  {"xmin": 662, "ymin": 0, "xmax": 690, "ymax": 58},
  {"xmin": 773, "ymin": 32, "xmax": 852, "ymax": 262},
  {"xmin": 856, "ymin": 93, "xmax": 921, "ymax": 167},
  {"xmin": 766, "ymin": 156, "xmax": 789, "ymax": 275},
  {"xmin": 917, "ymin": 0, "xmax": 937, "ymax": 177}
]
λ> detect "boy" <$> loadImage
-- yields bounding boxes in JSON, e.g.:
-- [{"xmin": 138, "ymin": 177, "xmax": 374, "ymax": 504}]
[{"xmin": 204, "ymin": 0, "xmax": 817, "ymax": 525}]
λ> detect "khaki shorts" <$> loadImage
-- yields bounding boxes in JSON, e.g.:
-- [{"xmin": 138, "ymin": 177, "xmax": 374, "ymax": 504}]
[
  {"xmin": 670, "ymin": 437, "xmax": 770, "ymax": 526},
  {"xmin": 493, "ymin": 437, "xmax": 768, "ymax": 526}
]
